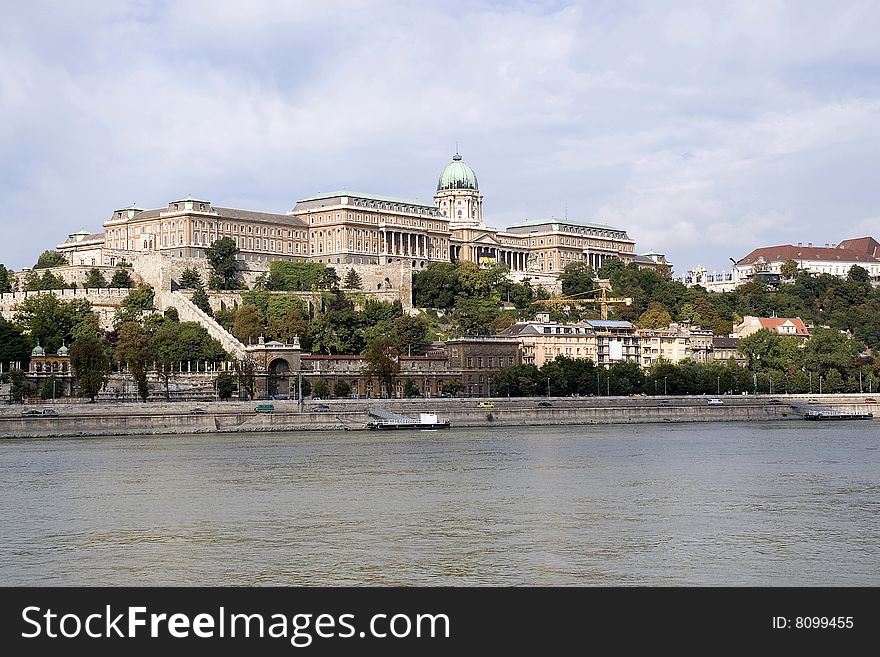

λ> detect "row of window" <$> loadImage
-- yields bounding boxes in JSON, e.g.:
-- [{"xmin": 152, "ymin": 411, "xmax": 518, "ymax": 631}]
[{"xmin": 464, "ymin": 356, "xmax": 517, "ymax": 368}]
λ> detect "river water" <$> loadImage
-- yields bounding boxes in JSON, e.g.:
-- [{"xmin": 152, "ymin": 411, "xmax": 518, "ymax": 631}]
[{"xmin": 1, "ymin": 422, "xmax": 877, "ymax": 586}]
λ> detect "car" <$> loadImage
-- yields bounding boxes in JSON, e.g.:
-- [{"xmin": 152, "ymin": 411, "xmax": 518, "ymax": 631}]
[
  {"xmin": 21, "ymin": 409, "xmax": 43, "ymax": 416},
  {"xmin": 254, "ymin": 404, "xmax": 275, "ymax": 413},
  {"xmin": 657, "ymin": 399, "xmax": 670, "ymax": 407},
  {"xmin": 864, "ymin": 397, "xmax": 877, "ymax": 404},
  {"xmin": 807, "ymin": 398, "xmax": 819, "ymax": 404},
  {"xmin": 477, "ymin": 402, "xmax": 494, "ymax": 409},
  {"xmin": 41, "ymin": 408, "xmax": 58, "ymax": 415},
  {"xmin": 312, "ymin": 404, "xmax": 331, "ymax": 413},
  {"xmin": 707, "ymin": 398, "xmax": 724, "ymax": 406},
  {"xmin": 189, "ymin": 408, "xmax": 207, "ymax": 415},
  {"xmin": 272, "ymin": 393, "xmax": 290, "ymax": 400},
  {"xmin": 537, "ymin": 401, "xmax": 552, "ymax": 408},
  {"xmin": 767, "ymin": 399, "xmax": 784, "ymax": 405}
]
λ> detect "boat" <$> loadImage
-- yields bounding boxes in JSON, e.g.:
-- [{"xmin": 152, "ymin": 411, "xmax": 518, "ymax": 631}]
[
  {"xmin": 803, "ymin": 410, "xmax": 873, "ymax": 421},
  {"xmin": 367, "ymin": 408, "xmax": 450, "ymax": 430}
]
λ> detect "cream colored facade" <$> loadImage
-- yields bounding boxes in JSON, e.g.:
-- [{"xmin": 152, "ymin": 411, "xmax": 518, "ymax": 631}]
[
  {"xmin": 502, "ymin": 319, "xmax": 598, "ymax": 367},
  {"xmin": 638, "ymin": 323, "xmax": 714, "ymax": 367}
]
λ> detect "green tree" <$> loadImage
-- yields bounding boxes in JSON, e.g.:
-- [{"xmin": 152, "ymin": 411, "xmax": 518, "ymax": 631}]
[
  {"xmin": 232, "ymin": 305, "xmax": 263, "ymax": 344},
  {"xmin": 261, "ymin": 261, "xmax": 333, "ymax": 291},
  {"xmin": 25, "ymin": 270, "xmax": 70, "ymax": 291},
  {"xmin": 391, "ymin": 315, "xmax": 429, "ymax": 356},
  {"xmin": 802, "ymin": 327, "xmax": 861, "ymax": 377},
  {"xmin": 41, "ymin": 375, "xmax": 61, "ymax": 400},
  {"xmin": 452, "ymin": 297, "xmax": 500, "ymax": 337},
  {"xmin": 636, "ymin": 302, "xmax": 673, "ymax": 329},
  {"xmin": 402, "ymin": 380, "xmax": 420, "ymax": 398},
  {"xmin": 312, "ymin": 378, "xmax": 330, "ymax": 399},
  {"xmin": 848, "ymin": 265, "xmax": 870, "ymax": 283},
  {"xmin": 115, "ymin": 321, "xmax": 151, "ymax": 402},
  {"xmin": 333, "ymin": 379, "xmax": 351, "ymax": 398},
  {"xmin": 179, "ymin": 267, "xmax": 203, "ymax": 289},
  {"xmin": 0, "ymin": 263, "xmax": 12, "ymax": 293},
  {"xmin": 780, "ymin": 259, "xmax": 799, "ymax": 279},
  {"xmin": 14, "ymin": 294, "xmax": 94, "ymax": 354},
  {"xmin": 70, "ymin": 334, "xmax": 111, "ymax": 402},
  {"xmin": 824, "ymin": 368, "xmax": 845, "ymax": 393},
  {"xmin": 216, "ymin": 371, "xmax": 236, "ymax": 400},
  {"xmin": 364, "ymin": 336, "xmax": 399, "ymax": 398},
  {"xmin": 412, "ymin": 262, "xmax": 461, "ymax": 309},
  {"xmin": 109, "ymin": 267, "xmax": 134, "ymax": 288},
  {"xmin": 343, "ymin": 268, "xmax": 363, "ymax": 290},
  {"xmin": 206, "ymin": 237, "xmax": 242, "ymax": 290},
  {"xmin": 0, "ymin": 317, "xmax": 32, "ymax": 366},
  {"xmin": 8, "ymin": 369, "xmax": 35, "ymax": 402},
  {"xmin": 191, "ymin": 285, "xmax": 214, "ymax": 317},
  {"xmin": 115, "ymin": 285, "xmax": 155, "ymax": 325},
  {"xmin": 558, "ymin": 261, "xmax": 595, "ymax": 297},
  {"xmin": 34, "ymin": 250, "xmax": 67, "ymax": 269},
  {"xmin": 84, "ymin": 268, "xmax": 107, "ymax": 288},
  {"xmin": 149, "ymin": 321, "xmax": 227, "ymax": 398}
]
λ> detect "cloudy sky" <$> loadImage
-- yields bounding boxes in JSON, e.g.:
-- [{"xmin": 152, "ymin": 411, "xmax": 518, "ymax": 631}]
[{"xmin": 2, "ymin": 0, "xmax": 879, "ymax": 274}]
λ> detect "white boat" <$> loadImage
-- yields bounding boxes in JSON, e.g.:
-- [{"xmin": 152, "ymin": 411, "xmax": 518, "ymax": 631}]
[{"xmin": 367, "ymin": 411, "xmax": 451, "ymax": 430}]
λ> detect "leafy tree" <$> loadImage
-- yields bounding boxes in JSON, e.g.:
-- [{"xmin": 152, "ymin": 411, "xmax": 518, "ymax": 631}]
[
  {"xmin": 312, "ymin": 378, "xmax": 330, "ymax": 399},
  {"xmin": 8, "ymin": 369, "xmax": 35, "ymax": 402},
  {"xmin": 115, "ymin": 285, "xmax": 155, "ymax": 325},
  {"xmin": 452, "ymin": 297, "xmax": 500, "ymax": 337},
  {"xmin": 115, "ymin": 321, "xmax": 151, "ymax": 402},
  {"xmin": 84, "ymin": 268, "xmax": 107, "ymax": 288},
  {"xmin": 343, "ymin": 268, "xmax": 363, "ymax": 290},
  {"xmin": 412, "ymin": 263, "xmax": 460, "ymax": 309},
  {"xmin": 492, "ymin": 364, "xmax": 542, "ymax": 397},
  {"xmin": 163, "ymin": 306, "xmax": 179, "ymax": 321},
  {"xmin": 636, "ymin": 302, "xmax": 673, "ymax": 329},
  {"xmin": 319, "ymin": 267, "xmax": 340, "ymax": 290},
  {"xmin": 109, "ymin": 267, "xmax": 133, "ymax": 288},
  {"xmin": 34, "ymin": 250, "xmax": 67, "ymax": 269},
  {"xmin": 70, "ymin": 333, "xmax": 111, "ymax": 402},
  {"xmin": 802, "ymin": 327, "xmax": 861, "ymax": 377},
  {"xmin": 402, "ymin": 380, "xmax": 420, "ymax": 398},
  {"xmin": 0, "ymin": 263, "xmax": 12, "ymax": 293},
  {"xmin": 232, "ymin": 305, "xmax": 263, "ymax": 344},
  {"xmin": 848, "ymin": 265, "xmax": 870, "ymax": 283},
  {"xmin": 215, "ymin": 307, "xmax": 237, "ymax": 333},
  {"xmin": 41, "ymin": 375, "xmax": 61, "ymax": 400},
  {"xmin": 261, "ymin": 261, "xmax": 334, "ymax": 291},
  {"xmin": 149, "ymin": 320, "xmax": 226, "ymax": 397},
  {"xmin": 441, "ymin": 381, "xmax": 464, "ymax": 397},
  {"xmin": 14, "ymin": 294, "xmax": 94, "ymax": 354},
  {"xmin": 597, "ymin": 257, "xmax": 625, "ymax": 279},
  {"xmin": 216, "ymin": 371, "xmax": 236, "ymax": 400},
  {"xmin": 391, "ymin": 315, "xmax": 429, "ymax": 356},
  {"xmin": 559, "ymin": 261, "xmax": 595, "ymax": 297},
  {"xmin": 333, "ymin": 379, "xmax": 351, "ymax": 398},
  {"xmin": 0, "ymin": 317, "xmax": 31, "ymax": 366},
  {"xmin": 780, "ymin": 259, "xmax": 799, "ymax": 279},
  {"xmin": 364, "ymin": 336, "xmax": 399, "ymax": 398},
  {"xmin": 179, "ymin": 267, "xmax": 203, "ymax": 289},
  {"xmin": 25, "ymin": 270, "xmax": 70, "ymax": 291},
  {"xmin": 191, "ymin": 285, "xmax": 214, "ymax": 317},
  {"xmin": 824, "ymin": 368, "xmax": 845, "ymax": 393},
  {"xmin": 234, "ymin": 357, "xmax": 257, "ymax": 401},
  {"xmin": 206, "ymin": 237, "xmax": 242, "ymax": 290}
]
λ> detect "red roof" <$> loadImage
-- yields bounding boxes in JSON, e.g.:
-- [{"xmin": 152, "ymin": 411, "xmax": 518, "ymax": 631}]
[
  {"xmin": 836, "ymin": 237, "xmax": 880, "ymax": 258},
  {"xmin": 757, "ymin": 317, "xmax": 810, "ymax": 336},
  {"xmin": 738, "ymin": 243, "xmax": 879, "ymax": 265}
]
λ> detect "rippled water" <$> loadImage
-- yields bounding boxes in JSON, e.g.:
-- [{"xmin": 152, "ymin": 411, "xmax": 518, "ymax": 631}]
[{"xmin": 1, "ymin": 422, "xmax": 878, "ymax": 585}]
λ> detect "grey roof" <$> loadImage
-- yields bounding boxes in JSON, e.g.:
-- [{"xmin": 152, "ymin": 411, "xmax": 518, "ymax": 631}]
[
  {"xmin": 584, "ymin": 320, "xmax": 635, "ymax": 329},
  {"xmin": 505, "ymin": 218, "xmax": 626, "ymax": 232},
  {"xmin": 213, "ymin": 207, "xmax": 306, "ymax": 226},
  {"xmin": 295, "ymin": 190, "xmax": 435, "ymax": 208},
  {"xmin": 712, "ymin": 336, "xmax": 740, "ymax": 348}
]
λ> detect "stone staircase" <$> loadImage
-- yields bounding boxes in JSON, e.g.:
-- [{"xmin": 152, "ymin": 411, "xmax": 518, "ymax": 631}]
[{"xmin": 156, "ymin": 290, "xmax": 247, "ymax": 359}]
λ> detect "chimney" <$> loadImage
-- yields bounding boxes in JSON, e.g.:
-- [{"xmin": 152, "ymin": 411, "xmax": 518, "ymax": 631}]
[
  {"xmin": 797, "ymin": 242, "xmax": 802, "ymax": 247},
  {"xmin": 807, "ymin": 242, "xmax": 812, "ymax": 246}
]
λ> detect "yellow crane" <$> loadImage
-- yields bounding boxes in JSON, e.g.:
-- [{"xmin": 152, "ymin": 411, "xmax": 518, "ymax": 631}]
[{"xmin": 532, "ymin": 287, "xmax": 632, "ymax": 320}]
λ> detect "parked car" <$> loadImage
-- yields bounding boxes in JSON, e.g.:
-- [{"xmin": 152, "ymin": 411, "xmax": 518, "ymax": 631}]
[
  {"xmin": 477, "ymin": 402, "xmax": 494, "ymax": 409},
  {"xmin": 537, "ymin": 401, "xmax": 552, "ymax": 408},
  {"xmin": 255, "ymin": 404, "xmax": 275, "ymax": 413},
  {"xmin": 864, "ymin": 397, "xmax": 877, "ymax": 404},
  {"xmin": 312, "ymin": 404, "xmax": 331, "ymax": 413},
  {"xmin": 707, "ymin": 398, "xmax": 724, "ymax": 406},
  {"xmin": 189, "ymin": 408, "xmax": 207, "ymax": 415},
  {"xmin": 41, "ymin": 408, "xmax": 58, "ymax": 415},
  {"xmin": 21, "ymin": 409, "xmax": 43, "ymax": 416},
  {"xmin": 767, "ymin": 399, "xmax": 784, "ymax": 405},
  {"xmin": 807, "ymin": 398, "xmax": 819, "ymax": 404},
  {"xmin": 272, "ymin": 393, "xmax": 290, "ymax": 400},
  {"xmin": 657, "ymin": 399, "xmax": 670, "ymax": 407}
]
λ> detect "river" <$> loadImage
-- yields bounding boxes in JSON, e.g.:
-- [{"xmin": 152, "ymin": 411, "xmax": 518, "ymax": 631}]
[{"xmin": 1, "ymin": 421, "xmax": 877, "ymax": 585}]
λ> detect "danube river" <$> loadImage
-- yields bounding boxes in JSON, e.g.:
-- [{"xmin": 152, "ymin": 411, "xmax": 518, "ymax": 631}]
[{"xmin": 1, "ymin": 422, "xmax": 877, "ymax": 586}]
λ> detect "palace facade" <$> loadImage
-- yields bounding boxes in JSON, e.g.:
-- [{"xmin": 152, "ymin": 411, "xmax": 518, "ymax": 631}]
[{"xmin": 57, "ymin": 152, "xmax": 668, "ymax": 279}]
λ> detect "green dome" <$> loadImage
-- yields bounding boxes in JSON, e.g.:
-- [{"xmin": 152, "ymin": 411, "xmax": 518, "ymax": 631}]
[
  {"xmin": 57, "ymin": 345, "xmax": 69, "ymax": 356},
  {"xmin": 437, "ymin": 153, "xmax": 478, "ymax": 191},
  {"xmin": 31, "ymin": 344, "xmax": 45, "ymax": 357}
]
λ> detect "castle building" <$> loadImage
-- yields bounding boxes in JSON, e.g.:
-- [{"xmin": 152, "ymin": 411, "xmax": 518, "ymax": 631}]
[{"xmin": 56, "ymin": 152, "xmax": 665, "ymax": 279}]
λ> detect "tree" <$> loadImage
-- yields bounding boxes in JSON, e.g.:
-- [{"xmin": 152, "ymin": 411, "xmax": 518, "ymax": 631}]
[
  {"xmin": 14, "ymin": 294, "xmax": 94, "ymax": 354},
  {"xmin": 391, "ymin": 315, "xmax": 429, "ymax": 355},
  {"xmin": 0, "ymin": 263, "xmax": 12, "ymax": 293},
  {"xmin": 8, "ymin": 369, "xmax": 35, "ymax": 402},
  {"xmin": 333, "ymin": 379, "xmax": 351, "ymax": 398},
  {"xmin": 319, "ymin": 267, "xmax": 340, "ymax": 290},
  {"xmin": 41, "ymin": 375, "xmax": 61, "ymax": 400},
  {"xmin": 191, "ymin": 286, "xmax": 214, "ymax": 317},
  {"xmin": 216, "ymin": 372, "xmax": 236, "ymax": 400},
  {"xmin": 343, "ymin": 268, "xmax": 363, "ymax": 290},
  {"xmin": 234, "ymin": 357, "xmax": 257, "ymax": 400},
  {"xmin": 412, "ymin": 263, "xmax": 461, "ymax": 309},
  {"xmin": 848, "ymin": 265, "xmax": 870, "ymax": 283},
  {"xmin": 84, "ymin": 268, "xmax": 107, "ymax": 288},
  {"xmin": 115, "ymin": 321, "xmax": 151, "ymax": 402},
  {"xmin": 34, "ymin": 250, "xmax": 67, "ymax": 269},
  {"xmin": 25, "ymin": 270, "xmax": 70, "ymax": 291},
  {"xmin": 109, "ymin": 268, "xmax": 134, "ymax": 288},
  {"xmin": 636, "ymin": 302, "xmax": 673, "ymax": 329},
  {"xmin": 149, "ymin": 320, "xmax": 227, "ymax": 398},
  {"xmin": 206, "ymin": 237, "xmax": 241, "ymax": 290},
  {"xmin": 364, "ymin": 336, "xmax": 400, "ymax": 398},
  {"xmin": 115, "ymin": 285, "xmax": 155, "ymax": 326},
  {"xmin": 70, "ymin": 334, "xmax": 111, "ymax": 402},
  {"xmin": 179, "ymin": 267, "xmax": 203, "ymax": 289},
  {"xmin": 558, "ymin": 261, "xmax": 595, "ymax": 297},
  {"xmin": 402, "ymin": 380, "xmax": 420, "ymax": 398},
  {"xmin": 232, "ymin": 305, "xmax": 263, "ymax": 344},
  {"xmin": 0, "ymin": 317, "xmax": 31, "ymax": 366},
  {"xmin": 312, "ymin": 378, "xmax": 330, "ymax": 399},
  {"xmin": 452, "ymin": 297, "xmax": 500, "ymax": 337}
]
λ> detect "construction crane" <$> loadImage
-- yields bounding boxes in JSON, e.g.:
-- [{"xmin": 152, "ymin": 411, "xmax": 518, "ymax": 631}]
[{"xmin": 532, "ymin": 287, "xmax": 632, "ymax": 320}]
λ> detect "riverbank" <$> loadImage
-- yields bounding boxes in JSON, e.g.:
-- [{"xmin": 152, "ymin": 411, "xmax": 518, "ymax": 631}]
[{"xmin": 1, "ymin": 394, "xmax": 877, "ymax": 438}]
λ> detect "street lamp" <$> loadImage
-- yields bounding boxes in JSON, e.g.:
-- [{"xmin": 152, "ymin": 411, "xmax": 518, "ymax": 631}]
[
  {"xmin": 664, "ymin": 376, "xmax": 667, "ymax": 395},
  {"xmin": 547, "ymin": 377, "xmax": 551, "ymax": 398},
  {"xmin": 769, "ymin": 374, "xmax": 772, "ymax": 395},
  {"xmin": 654, "ymin": 379, "xmax": 657, "ymax": 395},
  {"xmin": 819, "ymin": 376, "xmax": 823, "ymax": 394},
  {"xmin": 717, "ymin": 375, "xmax": 720, "ymax": 395}
]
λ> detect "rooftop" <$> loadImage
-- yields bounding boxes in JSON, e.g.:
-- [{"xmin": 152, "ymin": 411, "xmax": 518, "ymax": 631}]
[{"xmin": 294, "ymin": 190, "xmax": 435, "ymax": 209}]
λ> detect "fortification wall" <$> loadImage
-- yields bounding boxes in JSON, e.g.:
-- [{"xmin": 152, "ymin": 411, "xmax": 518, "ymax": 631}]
[{"xmin": 0, "ymin": 288, "xmax": 131, "ymax": 329}]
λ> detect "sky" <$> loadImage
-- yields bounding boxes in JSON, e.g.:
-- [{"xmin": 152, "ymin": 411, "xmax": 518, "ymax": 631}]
[{"xmin": 1, "ymin": 0, "xmax": 879, "ymax": 275}]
